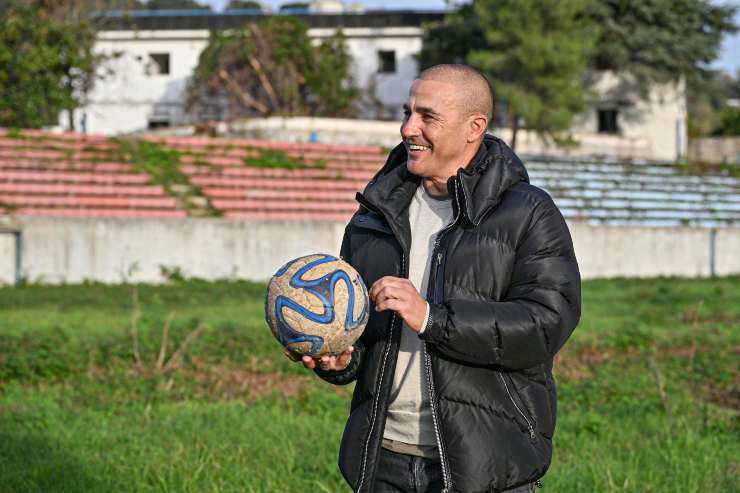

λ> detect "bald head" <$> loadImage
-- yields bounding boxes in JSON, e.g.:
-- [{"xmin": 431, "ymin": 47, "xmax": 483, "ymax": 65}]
[{"xmin": 419, "ymin": 64, "xmax": 493, "ymax": 122}]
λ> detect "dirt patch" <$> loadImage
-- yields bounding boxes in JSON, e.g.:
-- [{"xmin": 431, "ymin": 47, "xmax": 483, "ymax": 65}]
[
  {"xmin": 554, "ymin": 345, "xmax": 611, "ymax": 381},
  {"xmin": 705, "ymin": 371, "xmax": 740, "ymax": 411},
  {"xmin": 188, "ymin": 363, "xmax": 311, "ymax": 402},
  {"xmin": 553, "ymin": 344, "xmax": 717, "ymax": 382},
  {"xmin": 89, "ymin": 357, "xmax": 317, "ymax": 403},
  {"xmin": 708, "ymin": 384, "xmax": 740, "ymax": 410}
]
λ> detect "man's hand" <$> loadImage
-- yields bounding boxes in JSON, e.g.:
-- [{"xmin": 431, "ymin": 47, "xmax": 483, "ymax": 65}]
[
  {"xmin": 369, "ymin": 276, "xmax": 427, "ymax": 333},
  {"xmin": 284, "ymin": 346, "xmax": 354, "ymax": 371}
]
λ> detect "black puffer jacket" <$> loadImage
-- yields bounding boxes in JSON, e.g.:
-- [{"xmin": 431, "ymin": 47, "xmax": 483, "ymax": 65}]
[{"xmin": 316, "ymin": 135, "xmax": 581, "ymax": 493}]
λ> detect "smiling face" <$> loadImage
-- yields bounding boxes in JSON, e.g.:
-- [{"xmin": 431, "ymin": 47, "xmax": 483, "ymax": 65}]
[{"xmin": 400, "ymin": 78, "xmax": 485, "ymax": 189}]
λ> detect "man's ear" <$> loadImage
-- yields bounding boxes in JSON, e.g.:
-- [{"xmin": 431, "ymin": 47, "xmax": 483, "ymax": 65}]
[{"xmin": 467, "ymin": 114, "xmax": 488, "ymax": 142}]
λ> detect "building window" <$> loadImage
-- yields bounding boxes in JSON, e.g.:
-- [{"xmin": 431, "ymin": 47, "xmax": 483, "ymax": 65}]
[
  {"xmin": 147, "ymin": 53, "xmax": 170, "ymax": 76},
  {"xmin": 148, "ymin": 120, "xmax": 170, "ymax": 129},
  {"xmin": 598, "ymin": 108, "xmax": 619, "ymax": 134},
  {"xmin": 377, "ymin": 50, "xmax": 396, "ymax": 74}
]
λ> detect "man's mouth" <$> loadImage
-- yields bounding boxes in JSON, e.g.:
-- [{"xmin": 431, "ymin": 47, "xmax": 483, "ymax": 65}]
[{"xmin": 407, "ymin": 143, "xmax": 431, "ymax": 152}]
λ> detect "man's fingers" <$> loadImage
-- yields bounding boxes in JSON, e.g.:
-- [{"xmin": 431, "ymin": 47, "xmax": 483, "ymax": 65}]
[
  {"xmin": 287, "ymin": 346, "xmax": 355, "ymax": 371},
  {"xmin": 301, "ymin": 355, "xmax": 316, "ymax": 369},
  {"xmin": 369, "ymin": 276, "xmax": 408, "ymax": 300},
  {"xmin": 373, "ymin": 285, "xmax": 405, "ymax": 305},
  {"xmin": 319, "ymin": 355, "xmax": 332, "ymax": 371},
  {"xmin": 337, "ymin": 346, "xmax": 354, "ymax": 367},
  {"xmin": 375, "ymin": 297, "xmax": 401, "ymax": 313}
]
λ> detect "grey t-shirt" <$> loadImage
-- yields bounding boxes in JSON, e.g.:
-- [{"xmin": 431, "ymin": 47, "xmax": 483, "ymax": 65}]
[{"xmin": 382, "ymin": 183, "xmax": 453, "ymax": 456}]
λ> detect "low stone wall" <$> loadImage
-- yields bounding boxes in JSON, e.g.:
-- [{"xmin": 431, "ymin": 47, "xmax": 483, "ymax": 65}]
[
  {"xmin": 151, "ymin": 117, "xmax": 665, "ymax": 162},
  {"xmin": 1, "ymin": 216, "xmax": 738, "ymax": 285},
  {"xmin": 688, "ymin": 137, "xmax": 740, "ymax": 164}
]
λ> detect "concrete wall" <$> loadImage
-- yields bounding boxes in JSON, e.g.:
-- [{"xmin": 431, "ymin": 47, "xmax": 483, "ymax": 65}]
[
  {"xmin": 1, "ymin": 216, "xmax": 738, "ymax": 285},
  {"xmin": 688, "ymin": 137, "xmax": 740, "ymax": 164},
  {"xmin": 0, "ymin": 232, "xmax": 14, "ymax": 284},
  {"xmin": 0, "ymin": 217, "xmax": 345, "ymax": 284},
  {"xmin": 568, "ymin": 223, "xmax": 738, "ymax": 278}
]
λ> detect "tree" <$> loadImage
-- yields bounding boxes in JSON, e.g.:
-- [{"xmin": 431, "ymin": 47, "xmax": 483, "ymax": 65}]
[
  {"xmin": 687, "ymin": 69, "xmax": 736, "ymax": 136},
  {"xmin": 419, "ymin": 0, "xmax": 737, "ymax": 148},
  {"xmin": 144, "ymin": 0, "xmax": 211, "ymax": 10},
  {"xmin": 279, "ymin": 2, "xmax": 309, "ymax": 11},
  {"xmin": 422, "ymin": 0, "xmax": 598, "ymax": 149},
  {"xmin": 417, "ymin": 3, "xmax": 484, "ymax": 70},
  {"xmin": 589, "ymin": 0, "xmax": 737, "ymax": 88},
  {"xmin": 186, "ymin": 17, "xmax": 358, "ymax": 121},
  {"xmin": 713, "ymin": 107, "xmax": 740, "ymax": 136},
  {"xmin": 224, "ymin": 0, "xmax": 262, "ymax": 10},
  {"xmin": 0, "ymin": 1, "xmax": 99, "ymax": 129}
]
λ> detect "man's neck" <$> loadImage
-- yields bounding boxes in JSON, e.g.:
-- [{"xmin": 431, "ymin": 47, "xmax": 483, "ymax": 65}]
[
  {"xmin": 422, "ymin": 140, "xmax": 483, "ymax": 198},
  {"xmin": 422, "ymin": 178, "xmax": 449, "ymax": 199}
]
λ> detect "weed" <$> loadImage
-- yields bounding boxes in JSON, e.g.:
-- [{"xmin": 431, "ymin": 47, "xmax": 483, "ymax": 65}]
[
  {"xmin": 6, "ymin": 128, "xmax": 22, "ymax": 139},
  {"xmin": 243, "ymin": 148, "xmax": 329, "ymax": 170},
  {"xmin": 113, "ymin": 138, "xmax": 222, "ymax": 217},
  {"xmin": 676, "ymin": 159, "xmax": 740, "ymax": 178},
  {"xmin": 244, "ymin": 148, "xmax": 303, "ymax": 169}
]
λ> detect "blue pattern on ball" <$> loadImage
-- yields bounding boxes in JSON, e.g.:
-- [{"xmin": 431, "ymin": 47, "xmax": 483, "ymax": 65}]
[{"xmin": 274, "ymin": 254, "xmax": 368, "ymax": 354}]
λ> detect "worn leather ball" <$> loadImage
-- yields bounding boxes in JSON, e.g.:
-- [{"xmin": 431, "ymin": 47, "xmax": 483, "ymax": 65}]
[{"xmin": 265, "ymin": 253, "xmax": 368, "ymax": 357}]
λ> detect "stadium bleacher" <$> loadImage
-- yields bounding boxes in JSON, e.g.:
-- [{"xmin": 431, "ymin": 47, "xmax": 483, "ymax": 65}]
[{"xmin": 0, "ymin": 128, "xmax": 738, "ymax": 226}]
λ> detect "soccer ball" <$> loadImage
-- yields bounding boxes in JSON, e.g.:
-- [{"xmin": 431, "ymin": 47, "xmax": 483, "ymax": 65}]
[{"xmin": 265, "ymin": 253, "xmax": 369, "ymax": 357}]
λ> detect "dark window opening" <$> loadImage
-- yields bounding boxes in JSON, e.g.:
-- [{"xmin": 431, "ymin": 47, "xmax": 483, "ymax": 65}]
[
  {"xmin": 148, "ymin": 120, "xmax": 170, "ymax": 129},
  {"xmin": 377, "ymin": 50, "xmax": 396, "ymax": 73},
  {"xmin": 598, "ymin": 108, "xmax": 619, "ymax": 134},
  {"xmin": 147, "ymin": 53, "xmax": 170, "ymax": 75}
]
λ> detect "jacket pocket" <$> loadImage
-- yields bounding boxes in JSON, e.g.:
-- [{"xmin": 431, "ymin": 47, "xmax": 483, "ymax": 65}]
[{"xmin": 498, "ymin": 372, "xmax": 537, "ymax": 441}]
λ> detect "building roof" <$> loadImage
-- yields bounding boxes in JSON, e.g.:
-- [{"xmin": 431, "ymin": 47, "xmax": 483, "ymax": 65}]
[
  {"xmin": 99, "ymin": 9, "xmax": 446, "ymax": 31},
  {"xmin": 0, "ymin": 128, "xmax": 738, "ymax": 227}
]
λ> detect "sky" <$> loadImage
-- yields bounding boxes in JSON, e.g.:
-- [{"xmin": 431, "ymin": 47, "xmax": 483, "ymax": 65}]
[{"xmin": 201, "ymin": 0, "xmax": 740, "ymax": 76}]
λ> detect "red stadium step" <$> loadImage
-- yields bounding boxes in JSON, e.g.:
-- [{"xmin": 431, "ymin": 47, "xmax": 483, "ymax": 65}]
[
  {"xmin": 157, "ymin": 136, "xmax": 382, "ymax": 155},
  {"xmin": 9, "ymin": 207, "xmax": 187, "ymax": 218},
  {"xmin": 224, "ymin": 210, "xmax": 352, "ymax": 221},
  {"xmin": 240, "ymin": 188, "xmax": 356, "ymax": 202},
  {"xmin": 181, "ymin": 163, "xmax": 373, "ymax": 179},
  {"xmin": 210, "ymin": 198, "xmax": 357, "ymax": 213},
  {"xmin": 0, "ymin": 170, "xmax": 151, "ymax": 185},
  {"xmin": 194, "ymin": 176, "xmax": 367, "ymax": 191},
  {"xmin": 0, "ymin": 182, "xmax": 166, "ymax": 196},
  {"xmin": 0, "ymin": 194, "xmax": 178, "ymax": 209},
  {"xmin": 0, "ymin": 158, "xmax": 133, "ymax": 173}
]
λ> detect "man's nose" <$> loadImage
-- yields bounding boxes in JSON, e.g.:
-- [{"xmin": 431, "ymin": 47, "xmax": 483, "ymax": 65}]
[{"xmin": 400, "ymin": 114, "xmax": 419, "ymax": 140}]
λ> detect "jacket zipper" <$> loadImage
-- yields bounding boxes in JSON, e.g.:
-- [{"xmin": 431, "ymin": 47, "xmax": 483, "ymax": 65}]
[
  {"xmin": 356, "ymin": 250, "xmax": 406, "ymax": 493},
  {"xmin": 423, "ymin": 180, "xmax": 463, "ymax": 493},
  {"xmin": 498, "ymin": 373, "xmax": 536, "ymax": 440},
  {"xmin": 353, "ymin": 194, "xmax": 407, "ymax": 493},
  {"xmin": 422, "ymin": 343, "xmax": 449, "ymax": 492}
]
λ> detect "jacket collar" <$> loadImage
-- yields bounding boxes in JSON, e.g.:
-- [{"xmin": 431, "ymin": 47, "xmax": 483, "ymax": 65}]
[{"xmin": 357, "ymin": 135, "xmax": 529, "ymax": 250}]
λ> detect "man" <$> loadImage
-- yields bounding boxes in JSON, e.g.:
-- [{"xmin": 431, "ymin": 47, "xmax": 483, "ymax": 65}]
[{"xmin": 287, "ymin": 64, "xmax": 581, "ymax": 493}]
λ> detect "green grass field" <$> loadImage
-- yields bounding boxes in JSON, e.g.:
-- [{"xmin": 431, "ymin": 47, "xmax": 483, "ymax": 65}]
[{"xmin": 0, "ymin": 277, "xmax": 738, "ymax": 492}]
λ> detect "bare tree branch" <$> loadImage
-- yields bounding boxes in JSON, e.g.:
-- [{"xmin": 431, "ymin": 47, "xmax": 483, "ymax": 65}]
[{"xmin": 218, "ymin": 69, "xmax": 270, "ymax": 115}]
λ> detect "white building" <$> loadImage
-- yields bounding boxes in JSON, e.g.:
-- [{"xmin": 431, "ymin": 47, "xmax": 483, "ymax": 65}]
[{"xmin": 70, "ymin": 5, "xmax": 687, "ymax": 161}]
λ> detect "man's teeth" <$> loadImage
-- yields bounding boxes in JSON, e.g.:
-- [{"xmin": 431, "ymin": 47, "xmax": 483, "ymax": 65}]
[{"xmin": 408, "ymin": 144, "xmax": 429, "ymax": 151}]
